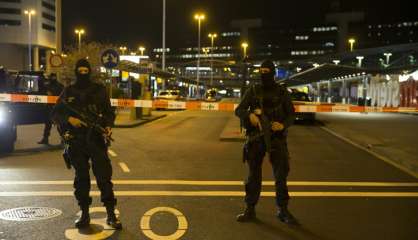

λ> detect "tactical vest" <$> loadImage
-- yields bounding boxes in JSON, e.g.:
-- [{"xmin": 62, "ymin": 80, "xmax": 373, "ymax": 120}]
[{"xmin": 250, "ymin": 83, "xmax": 286, "ymax": 121}]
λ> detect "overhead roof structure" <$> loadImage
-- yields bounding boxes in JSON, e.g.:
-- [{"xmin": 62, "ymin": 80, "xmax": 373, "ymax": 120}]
[
  {"xmin": 118, "ymin": 60, "xmax": 176, "ymax": 78},
  {"xmin": 285, "ymin": 63, "xmax": 418, "ymax": 86}
]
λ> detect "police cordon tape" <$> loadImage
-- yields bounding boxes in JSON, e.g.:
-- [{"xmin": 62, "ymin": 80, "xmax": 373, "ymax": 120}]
[{"xmin": 1, "ymin": 93, "xmax": 418, "ymax": 113}]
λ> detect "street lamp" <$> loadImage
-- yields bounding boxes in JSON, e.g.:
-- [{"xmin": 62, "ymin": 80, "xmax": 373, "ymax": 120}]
[
  {"xmin": 383, "ymin": 52, "xmax": 392, "ymax": 65},
  {"xmin": 139, "ymin": 46, "xmax": 146, "ymax": 56},
  {"xmin": 24, "ymin": 9, "xmax": 35, "ymax": 71},
  {"xmin": 75, "ymin": 29, "xmax": 85, "ymax": 52},
  {"xmin": 194, "ymin": 13, "xmax": 205, "ymax": 98},
  {"xmin": 241, "ymin": 42, "xmax": 249, "ymax": 59},
  {"xmin": 162, "ymin": 0, "xmax": 166, "ymax": 71},
  {"xmin": 202, "ymin": 48, "xmax": 210, "ymax": 55},
  {"xmin": 208, "ymin": 33, "xmax": 217, "ymax": 87},
  {"xmin": 119, "ymin": 46, "xmax": 127, "ymax": 55},
  {"xmin": 348, "ymin": 38, "xmax": 356, "ymax": 52},
  {"xmin": 356, "ymin": 56, "xmax": 364, "ymax": 68},
  {"xmin": 333, "ymin": 60, "xmax": 341, "ymax": 65}
]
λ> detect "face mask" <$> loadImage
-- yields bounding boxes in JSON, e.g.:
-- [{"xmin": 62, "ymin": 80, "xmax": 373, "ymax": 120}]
[
  {"xmin": 75, "ymin": 67, "xmax": 91, "ymax": 88},
  {"xmin": 260, "ymin": 69, "xmax": 275, "ymax": 87}
]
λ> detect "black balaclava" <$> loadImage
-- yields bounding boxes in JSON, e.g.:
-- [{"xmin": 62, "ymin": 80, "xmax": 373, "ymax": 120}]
[
  {"xmin": 49, "ymin": 73, "xmax": 57, "ymax": 83},
  {"xmin": 74, "ymin": 58, "xmax": 92, "ymax": 88},
  {"xmin": 260, "ymin": 60, "xmax": 276, "ymax": 88}
]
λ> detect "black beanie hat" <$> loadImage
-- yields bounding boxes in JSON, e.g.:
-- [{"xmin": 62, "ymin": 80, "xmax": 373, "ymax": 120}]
[
  {"xmin": 261, "ymin": 60, "xmax": 275, "ymax": 73},
  {"xmin": 75, "ymin": 58, "xmax": 91, "ymax": 74}
]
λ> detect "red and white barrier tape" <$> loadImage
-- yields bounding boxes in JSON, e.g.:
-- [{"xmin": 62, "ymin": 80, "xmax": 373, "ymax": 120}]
[{"xmin": 1, "ymin": 93, "xmax": 417, "ymax": 113}]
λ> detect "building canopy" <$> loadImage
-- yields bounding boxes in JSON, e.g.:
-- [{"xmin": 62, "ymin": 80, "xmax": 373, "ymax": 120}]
[{"xmin": 285, "ymin": 63, "xmax": 418, "ymax": 86}]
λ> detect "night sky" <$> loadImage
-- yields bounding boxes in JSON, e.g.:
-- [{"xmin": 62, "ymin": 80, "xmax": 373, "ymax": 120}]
[{"xmin": 62, "ymin": 0, "xmax": 415, "ymax": 50}]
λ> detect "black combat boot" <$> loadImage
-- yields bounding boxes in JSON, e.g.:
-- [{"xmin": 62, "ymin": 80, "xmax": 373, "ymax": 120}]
[
  {"xmin": 37, "ymin": 138, "xmax": 49, "ymax": 145},
  {"xmin": 277, "ymin": 206, "xmax": 298, "ymax": 225},
  {"xmin": 75, "ymin": 206, "xmax": 90, "ymax": 228},
  {"xmin": 236, "ymin": 205, "xmax": 256, "ymax": 222},
  {"xmin": 106, "ymin": 206, "xmax": 122, "ymax": 229}
]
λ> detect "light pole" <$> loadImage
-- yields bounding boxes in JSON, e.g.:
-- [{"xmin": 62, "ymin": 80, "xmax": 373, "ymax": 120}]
[
  {"xmin": 162, "ymin": 0, "xmax": 166, "ymax": 71},
  {"xmin": 75, "ymin": 29, "xmax": 85, "ymax": 52},
  {"xmin": 333, "ymin": 60, "xmax": 340, "ymax": 65},
  {"xmin": 356, "ymin": 56, "xmax": 364, "ymax": 68},
  {"xmin": 24, "ymin": 9, "xmax": 35, "ymax": 71},
  {"xmin": 139, "ymin": 46, "xmax": 146, "ymax": 56},
  {"xmin": 348, "ymin": 38, "xmax": 356, "ymax": 52},
  {"xmin": 194, "ymin": 13, "xmax": 205, "ymax": 98},
  {"xmin": 119, "ymin": 46, "xmax": 127, "ymax": 55},
  {"xmin": 383, "ymin": 52, "xmax": 392, "ymax": 65},
  {"xmin": 241, "ymin": 42, "xmax": 248, "ymax": 59},
  {"xmin": 208, "ymin": 33, "xmax": 217, "ymax": 87}
]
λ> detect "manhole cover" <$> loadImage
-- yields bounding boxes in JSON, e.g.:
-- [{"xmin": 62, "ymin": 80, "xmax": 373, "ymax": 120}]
[{"xmin": 0, "ymin": 207, "xmax": 62, "ymax": 221}]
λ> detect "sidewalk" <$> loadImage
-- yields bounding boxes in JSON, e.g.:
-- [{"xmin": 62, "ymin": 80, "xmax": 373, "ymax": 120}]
[
  {"xmin": 219, "ymin": 115, "xmax": 245, "ymax": 142},
  {"xmin": 114, "ymin": 109, "xmax": 167, "ymax": 128}
]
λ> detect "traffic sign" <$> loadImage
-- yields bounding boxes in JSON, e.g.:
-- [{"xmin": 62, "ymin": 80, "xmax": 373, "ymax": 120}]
[
  {"xmin": 49, "ymin": 54, "xmax": 63, "ymax": 68},
  {"xmin": 101, "ymin": 49, "xmax": 120, "ymax": 69}
]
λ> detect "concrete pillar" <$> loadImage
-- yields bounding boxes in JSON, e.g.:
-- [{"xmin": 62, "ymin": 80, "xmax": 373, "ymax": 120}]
[
  {"xmin": 363, "ymin": 76, "xmax": 368, "ymax": 104},
  {"xmin": 317, "ymin": 82, "xmax": 321, "ymax": 103},
  {"xmin": 342, "ymin": 79, "xmax": 346, "ymax": 104},
  {"xmin": 55, "ymin": 0, "xmax": 62, "ymax": 54},
  {"xmin": 33, "ymin": 46, "xmax": 39, "ymax": 71},
  {"xmin": 45, "ymin": 50, "xmax": 51, "ymax": 75},
  {"xmin": 327, "ymin": 80, "xmax": 332, "ymax": 103}
]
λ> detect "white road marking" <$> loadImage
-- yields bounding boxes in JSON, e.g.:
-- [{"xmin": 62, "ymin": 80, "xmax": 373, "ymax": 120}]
[
  {"xmin": 108, "ymin": 149, "xmax": 117, "ymax": 157},
  {"xmin": 320, "ymin": 126, "xmax": 418, "ymax": 179},
  {"xmin": 0, "ymin": 180, "xmax": 417, "ymax": 187},
  {"xmin": 0, "ymin": 191, "xmax": 417, "ymax": 197},
  {"xmin": 118, "ymin": 162, "xmax": 130, "ymax": 173}
]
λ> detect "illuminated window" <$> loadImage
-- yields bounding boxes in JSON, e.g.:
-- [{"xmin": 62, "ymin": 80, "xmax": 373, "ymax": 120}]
[{"xmin": 295, "ymin": 35, "xmax": 309, "ymax": 40}]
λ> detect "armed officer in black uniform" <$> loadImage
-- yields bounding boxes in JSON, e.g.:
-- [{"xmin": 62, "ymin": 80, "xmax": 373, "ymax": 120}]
[
  {"xmin": 52, "ymin": 59, "xmax": 122, "ymax": 229},
  {"xmin": 38, "ymin": 73, "xmax": 63, "ymax": 145},
  {"xmin": 235, "ymin": 60, "xmax": 298, "ymax": 224}
]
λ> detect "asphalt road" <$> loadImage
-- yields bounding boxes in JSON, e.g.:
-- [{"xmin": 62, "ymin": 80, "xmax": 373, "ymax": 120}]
[
  {"xmin": 317, "ymin": 112, "xmax": 418, "ymax": 176},
  {"xmin": 0, "ymin": 110, "xmax": 417, "ymax": 240}
]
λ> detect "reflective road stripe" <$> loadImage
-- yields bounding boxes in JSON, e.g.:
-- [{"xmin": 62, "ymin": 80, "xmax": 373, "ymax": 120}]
[
  {"xmin": 0, "ymin": 191, "xmax": 417, "ymax": 197},
  {"xmin": 0, "ymin": 180, "xmax": 417, "ymax": 187}
]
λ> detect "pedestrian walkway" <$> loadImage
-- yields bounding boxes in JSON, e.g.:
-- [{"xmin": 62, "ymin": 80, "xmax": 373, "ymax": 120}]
[{"xmin": 219, "ymin": 115, "xmax": 245, "ymax": 142}]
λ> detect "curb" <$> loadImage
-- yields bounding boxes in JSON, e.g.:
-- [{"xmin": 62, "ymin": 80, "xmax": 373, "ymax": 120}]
[
  {"xmin": 319, "ymin": 126, "xmax": 418, "ymax": 179},
  {"xmin": 114, "ymin": 114, "xmax": 167, "ymax": 128},
  {"xmin": 219, "ymin": 135, "xmax": 245, "ymax": 142}
]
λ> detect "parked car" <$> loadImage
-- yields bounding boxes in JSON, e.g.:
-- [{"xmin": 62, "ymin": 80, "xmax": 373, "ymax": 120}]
[
  {"xmin": 0, "ymin": 70, "xmax": 49, "ymax": 153},
  {"xmin": 290, "ymin": 89, "xmax": 316, "ymax": 123},
  {"xmin": 0, "ymin": 102, "xmax": 16, "ymax": 153},
  {"xmin": 205, "ymin": 89, "xmax": 221, "ymax": 102},
  {"xmin": 156, "ymin": 90, "xmax": 182, "ymax": 101}
]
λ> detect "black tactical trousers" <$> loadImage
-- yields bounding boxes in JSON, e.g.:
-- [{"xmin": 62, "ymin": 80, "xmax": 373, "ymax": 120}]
[
  {"xmin": 42, "ymin": 119, "xmax": 53, "ymax": 139},
  {"xmin": 245, "ymin": 137, "xmax": 290, "ymax": 207},
  {"xmin": 69, "ymin": 137, "xmax": 117, "ymax": 208}
]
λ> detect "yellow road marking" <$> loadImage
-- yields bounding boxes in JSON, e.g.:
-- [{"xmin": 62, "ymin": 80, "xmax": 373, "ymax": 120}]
[
  {"xmin": 141, "ymin": 207, "xmax": 188, "ymax": 240},
  {"xmin": 0, "ymin": 180, "xmax": 417, "ymax": 187},
  {"xmin": 118, "ymin": 162, "xmax": 131, "ymax": 173},
  {"xmin": 0, "ymin": 191, "xmax": 417, "ymax": 197},
  {"xmin": 108, "ymin": 149, "xmax": 118, "ymax": 157}
]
